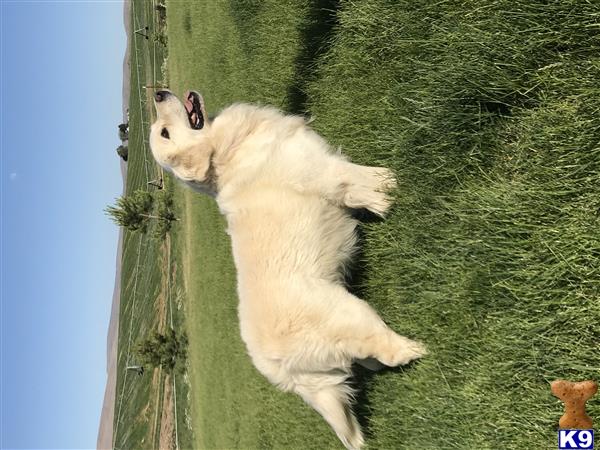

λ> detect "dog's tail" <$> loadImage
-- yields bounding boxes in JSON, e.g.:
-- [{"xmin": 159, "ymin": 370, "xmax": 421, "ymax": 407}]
[{"xmin": 293, "ymin": 373, "xmax": 364, "ymax": 450}]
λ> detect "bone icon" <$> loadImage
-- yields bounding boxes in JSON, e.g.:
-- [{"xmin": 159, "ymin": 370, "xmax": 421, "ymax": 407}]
[{"xmin": 551, "ymin": 380, "xmax": 598, "ymax": 429}]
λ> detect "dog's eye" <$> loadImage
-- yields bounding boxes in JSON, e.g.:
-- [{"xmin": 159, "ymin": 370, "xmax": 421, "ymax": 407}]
[{"xmin": 161, "ymin": 128, "xmax": 170, "ymax": 139}]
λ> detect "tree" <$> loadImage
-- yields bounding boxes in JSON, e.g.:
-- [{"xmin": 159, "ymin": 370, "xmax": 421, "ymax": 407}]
[
  {"xmin": 105, "ymin": 190, "xmax": 154, "ymax": 232},
  {"xmin": 135, "ymin": 328, "xmax": 188, "ymax": 373},
  {"xmin": 105, "ymin": 189, "xmax": 177, "ymax": 235},
  {"xmin": 151, "ymin": 189, "xmax": 177, "ymax": 239},
  {"xmin": 118, "ymin": 123, "xmax": 129, "ymax": 141},
  {"xmin": 116, "ymin": 144, "xmax": 128, "ymax": 161}
]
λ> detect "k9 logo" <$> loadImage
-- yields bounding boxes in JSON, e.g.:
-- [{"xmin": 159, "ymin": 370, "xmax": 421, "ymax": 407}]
[{"xmin": 558, "ymin": 430, "xmax": 594, "ymax": 449}]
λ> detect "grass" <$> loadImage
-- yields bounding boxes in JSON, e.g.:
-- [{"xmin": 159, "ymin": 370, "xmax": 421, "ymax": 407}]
[
  {"xmin": 112, "ymin": 1, "xmax": 194, "ymax": 449},
  {"xmin": 116, "ymin": 0, "xmax": 600, "ymax": 448},
  {"xmin": 300, "ymin": 2, "xmax": 600, "ymax": 448}
]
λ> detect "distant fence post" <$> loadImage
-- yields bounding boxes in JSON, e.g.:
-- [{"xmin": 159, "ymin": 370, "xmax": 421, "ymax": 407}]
[
  {"xmin": 147, "ymin": 178, "xmax": 163, "ymax": 189},
  {"xmin": 126, "ymin": 365, "xmax": 145, "ymax": 376},
  {"xmin": 134, "ymin": 26, "xmax": 150, "ymax": 40}
]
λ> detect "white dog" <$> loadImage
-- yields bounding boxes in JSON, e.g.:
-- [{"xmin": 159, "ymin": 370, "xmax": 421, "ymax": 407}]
[{"xmin": 149, "ymin": 90, "xmax": 426, "ymax": 449}]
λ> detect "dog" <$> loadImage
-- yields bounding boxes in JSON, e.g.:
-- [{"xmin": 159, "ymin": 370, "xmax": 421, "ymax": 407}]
[{"xmin": 149, "ymin": 90, "xmax": 426, "ymax": 449}]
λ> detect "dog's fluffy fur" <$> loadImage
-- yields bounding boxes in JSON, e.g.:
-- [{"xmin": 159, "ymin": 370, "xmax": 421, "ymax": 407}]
[{"xmin": 150, "ymin": 90, "xmax": 426, "ymax": 449}]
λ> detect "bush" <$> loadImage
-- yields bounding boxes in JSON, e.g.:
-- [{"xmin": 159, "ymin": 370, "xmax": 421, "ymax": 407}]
[{"xmin": 156, "ymin": 3, "xmax": 167, "ymax": 24}]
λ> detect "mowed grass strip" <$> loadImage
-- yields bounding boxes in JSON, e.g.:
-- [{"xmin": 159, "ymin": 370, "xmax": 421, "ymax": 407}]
[{"xmin": 166, "ymin": 0, "xmax": 600, "ymax": 449}]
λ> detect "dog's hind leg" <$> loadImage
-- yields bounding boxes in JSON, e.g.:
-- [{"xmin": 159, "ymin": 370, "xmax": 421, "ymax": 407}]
[{"xmin": 321, "ymin": 286, "xmax": 426, "ymax": 367}]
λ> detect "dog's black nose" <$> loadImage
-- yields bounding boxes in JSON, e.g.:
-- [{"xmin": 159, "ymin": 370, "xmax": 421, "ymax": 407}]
[{"xmin": 155, "ymin": 90, "xmax": 171, "ymax": 102}]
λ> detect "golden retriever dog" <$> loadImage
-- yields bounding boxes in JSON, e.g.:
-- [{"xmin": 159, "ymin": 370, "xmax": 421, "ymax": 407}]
[{"xmin": 149, "ymin": 90, "xmax": 426, "ymax": 449}]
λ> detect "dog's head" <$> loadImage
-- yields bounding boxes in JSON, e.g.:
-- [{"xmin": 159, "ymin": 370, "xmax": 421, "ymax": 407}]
[{"xmin": 150, "ymin": 90, "xmax": 216, "ymax": 194}]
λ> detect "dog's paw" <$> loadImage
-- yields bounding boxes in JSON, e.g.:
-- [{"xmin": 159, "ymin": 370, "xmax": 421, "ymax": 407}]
[
  {"xmin": 375, "ymin": 167, "xmax": 397, "ymax": 192},
  {"xmin": 363, "ymin": 167, "xmax": 397, "ymax": 217},
  {"xmin": 379, "ymin": 335, "xmax": 427, "ymax": 367},
  {"xmin": 362, "ymin": 190, "xmax": 394, "ymax": 217},
  {"xmin": 344, "ymin": 167, "xmax": 397, "ymax": 217}
]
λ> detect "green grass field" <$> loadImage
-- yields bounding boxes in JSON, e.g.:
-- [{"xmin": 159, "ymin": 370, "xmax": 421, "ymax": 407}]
[
  {"xmin": 116, "ymin": 0, "xmax": 600, "ymax": 449},
  {"xmin": 112, "ymin": 1, "xmax": 193, "ymax": 449}
]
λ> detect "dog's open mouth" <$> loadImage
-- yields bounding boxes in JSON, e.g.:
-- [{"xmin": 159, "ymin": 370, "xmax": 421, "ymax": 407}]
[{"xmin": 184, "ymin": 91, "xmax": 204, "ymax": 130}]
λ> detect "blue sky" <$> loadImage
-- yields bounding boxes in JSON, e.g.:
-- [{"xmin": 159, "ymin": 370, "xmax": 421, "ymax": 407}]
[{"xmin": 1, "ymin": 1, "xmax": 126, "ymax": 448}]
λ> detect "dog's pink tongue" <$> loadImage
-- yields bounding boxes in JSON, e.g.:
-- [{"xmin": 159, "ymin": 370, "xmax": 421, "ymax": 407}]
[
  {"xmin": 183, "ymin": 90, "xmax": 193, "ymax": 114},
  {"xmin": 184, "ymin": 99, "xmax": 193, "ymax": 114}
]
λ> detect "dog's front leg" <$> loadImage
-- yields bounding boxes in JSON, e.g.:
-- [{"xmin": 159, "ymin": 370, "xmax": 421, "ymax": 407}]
[
  {"xmin": 335, "ymin": 163, "xmax": 397, "ymax": 216},
  {"xmin": 310, "ymin": 157, "xmax": 397, "ymax": 216},
  {"xmin": 284, "ymin": 129, "xmax": 397, "ymax": 215}
]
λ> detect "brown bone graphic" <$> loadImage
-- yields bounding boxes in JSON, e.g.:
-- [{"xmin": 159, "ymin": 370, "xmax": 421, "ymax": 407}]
[{"xmin": 551, "ymin": 380, "xmax": 598, "ymax": 429}]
